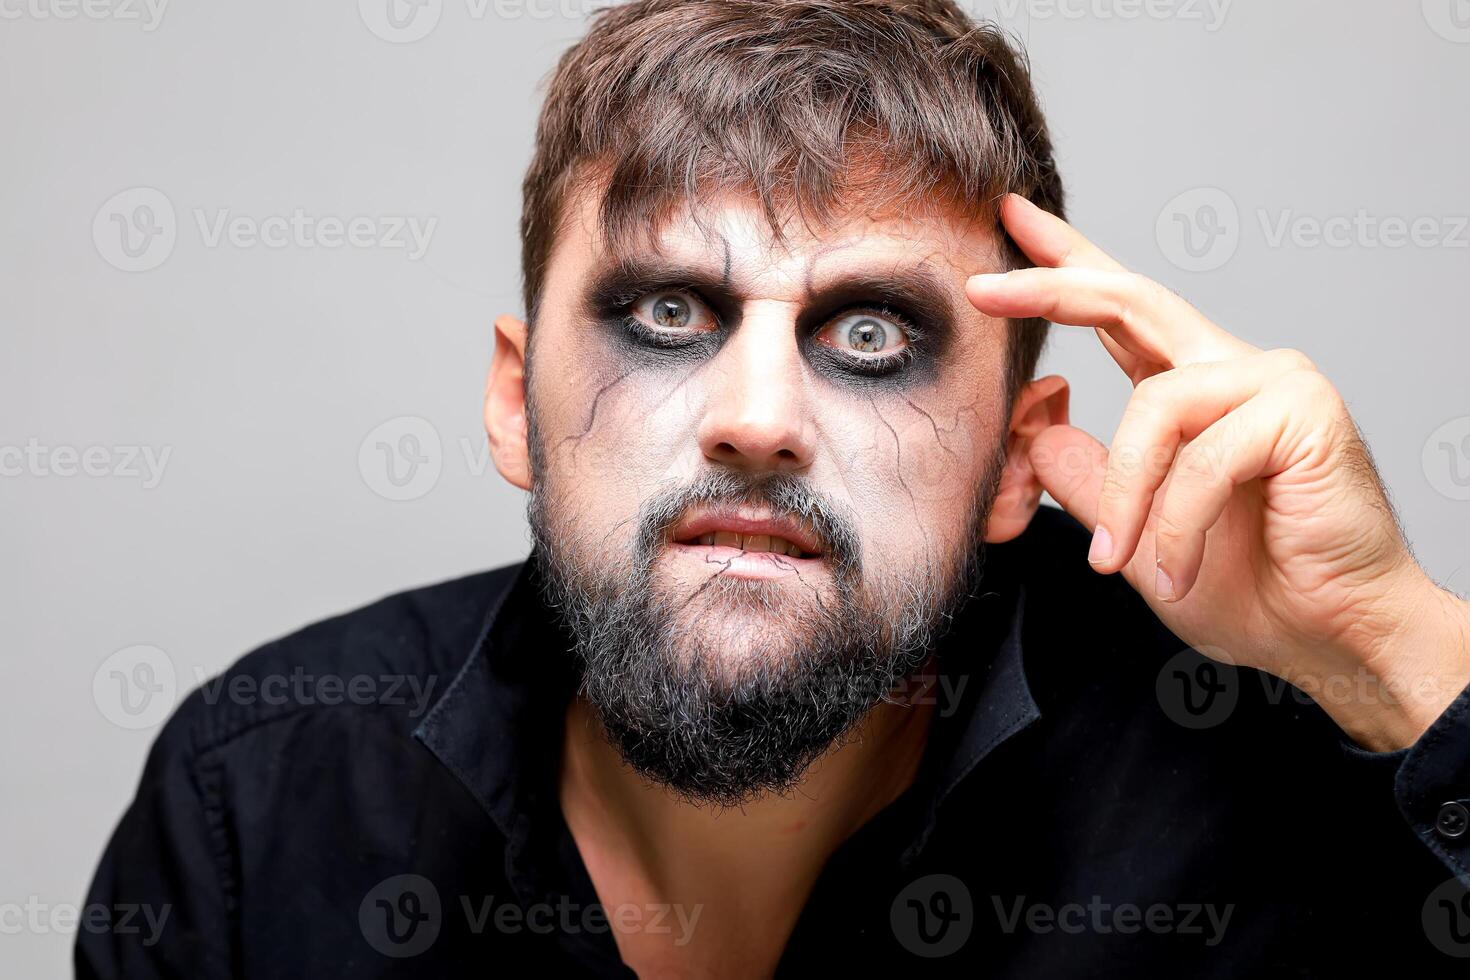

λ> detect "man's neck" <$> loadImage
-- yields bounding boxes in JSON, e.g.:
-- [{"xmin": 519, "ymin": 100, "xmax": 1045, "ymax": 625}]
[{"xmin": 558, "ymin": 691, "xmax": 936, "ymax": 973}]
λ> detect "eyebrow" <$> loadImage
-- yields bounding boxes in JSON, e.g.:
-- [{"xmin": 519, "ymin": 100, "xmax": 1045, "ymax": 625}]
[{"xmin": 798, "ymin": 266, "xmax": 957, "ymax": 338}]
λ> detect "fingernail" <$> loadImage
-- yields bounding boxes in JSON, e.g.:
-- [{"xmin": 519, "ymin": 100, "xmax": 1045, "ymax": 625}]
[
  {"xmin": 1155, "ymin": 562, "xmax": 1176, "ymax": 602},
  {"xmin": 1088, "ymin": 526, "xmax": 1113, "ymax": 565},
  {"xmin": 970, "ymin": 272, "xmax": 1010, "ymax": 288}
]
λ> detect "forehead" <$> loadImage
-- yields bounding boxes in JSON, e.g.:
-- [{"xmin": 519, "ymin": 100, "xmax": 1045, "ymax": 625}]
[{"xmin": 550, "ymin": 183, "xmax": 1004, "ymax": 298}]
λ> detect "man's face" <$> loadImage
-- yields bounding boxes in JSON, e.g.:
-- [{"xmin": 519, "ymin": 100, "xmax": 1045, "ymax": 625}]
[{"xmin": 519, "ymin": 188, "xmax": 1015, "ymax": 801}]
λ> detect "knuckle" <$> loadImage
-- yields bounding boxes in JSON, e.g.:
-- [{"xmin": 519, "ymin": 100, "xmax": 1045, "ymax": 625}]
[
  {"xmin": 1128, "ymin": 373, "xmax": 1177, "ymax": 416},
  {"xmin": 1267, "ymin": 347, "xmax": 1317, "ymax": 374},
  {"xmin": 1127, "ymin": 270, "xmax": 1162, "ymax": 296},
  {"xmin": 1280, "ymin": 367, "xmax": 1341, "ymax": 410},
  {"xmin": 1112, "ymin": 272, "xmax": 1149, "ymax": 321},
  {"xmin": 1175, "ymin": 445, "xmax": 1222, "ymax": 486},
  {"xmin": 1152, "ymin": 508, "xmax": 1190, "ymax": 547},
  {"xmin": 1099, "ymin": 463, "xmax": 1134, "ymax": 504}
]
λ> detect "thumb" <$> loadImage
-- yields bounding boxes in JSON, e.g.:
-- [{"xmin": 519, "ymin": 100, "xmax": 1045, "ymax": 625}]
[{"xmin": 1029, "ymin": 424, "xmax": 1108, "ymax": 532}]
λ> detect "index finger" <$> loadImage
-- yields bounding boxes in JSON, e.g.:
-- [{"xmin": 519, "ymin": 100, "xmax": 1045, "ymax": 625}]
[
  {"xmin": 967, "ymin": 265, "xmax": 1255, "ymax": 370},
  {"xmin": 981, "ymin": 195, "xmax": 1256, "ymax": 372},
  {"xmin": 997, "ymin": 193, "xmax": 1143, "ymax": 375},
  {"xmin": 1000, "ymin": 193, "xmax": 1126, "ymax": 273}
]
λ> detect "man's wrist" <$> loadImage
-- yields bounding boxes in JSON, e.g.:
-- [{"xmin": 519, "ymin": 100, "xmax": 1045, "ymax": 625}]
[{"xmin": 1325, "ymin": 577, "xmax": 1470, "ymax": 752}]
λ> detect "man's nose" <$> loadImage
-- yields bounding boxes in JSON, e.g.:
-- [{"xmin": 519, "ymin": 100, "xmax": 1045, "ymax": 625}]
[{"xmin": 696, "ymin": 312, "xmax": 814, "ymax": 473}]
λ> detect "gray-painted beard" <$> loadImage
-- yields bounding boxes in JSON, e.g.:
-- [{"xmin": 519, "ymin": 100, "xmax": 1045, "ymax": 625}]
[{"xmin": 527, "ymin": 465, "xmax": 1000, "ymax": 806}]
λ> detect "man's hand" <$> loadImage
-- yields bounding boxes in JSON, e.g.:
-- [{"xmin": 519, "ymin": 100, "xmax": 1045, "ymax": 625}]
[{"xmin": 968, "ymin": 194, "xmax": 1470, "ymax": 751}]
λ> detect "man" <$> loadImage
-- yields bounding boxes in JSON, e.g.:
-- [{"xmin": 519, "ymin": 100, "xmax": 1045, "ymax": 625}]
[{"xmin": 79, "ymin": 0, "xmax": 1470, "ymax": 976}]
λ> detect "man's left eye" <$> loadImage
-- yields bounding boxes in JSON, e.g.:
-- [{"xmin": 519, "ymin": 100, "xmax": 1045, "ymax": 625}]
[
  {"xmin": 630, "ymin": 290, "xmax": 717, "ymax": 334},
  {"xmin": 816, "ymin": 312, "xmax": 911, "ymax": 356}
]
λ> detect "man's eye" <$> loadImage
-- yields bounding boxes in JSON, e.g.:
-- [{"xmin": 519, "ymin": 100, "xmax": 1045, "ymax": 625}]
[
  {"xmin": 817, "ymin": 312, "xmax": 911, "ymax": 356},
  {"xmin": 630, "ymin": 291, "xmax": 716, "ymax": 334}
]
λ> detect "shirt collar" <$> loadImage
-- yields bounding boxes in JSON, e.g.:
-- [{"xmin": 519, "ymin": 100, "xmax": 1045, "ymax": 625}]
[
  {"xmin": 414, "ymin": 546, "xmax": 1041, "ymax": 856},
  {"xmin": 413, "ymin": 554, "xmax": 576, "ymax": 843}
]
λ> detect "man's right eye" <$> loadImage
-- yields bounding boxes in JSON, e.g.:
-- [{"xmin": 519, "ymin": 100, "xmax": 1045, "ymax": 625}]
[{"xmin": 629, "ymin": 290, "xmax": 717, "ymax": 335}]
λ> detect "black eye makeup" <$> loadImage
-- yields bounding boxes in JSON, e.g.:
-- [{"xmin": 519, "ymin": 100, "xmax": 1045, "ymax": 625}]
[
  {"xmin": 585, "ymin": 263, "xmax": 734, "ymax": 362},
  {"xmin": 581, "ymin": 260, "xmax": 956, "ymax": 384},
  {"xmin": 808, "ymin": 304, "xmax": 921, "ymax": 378},
  {"xmin": 797, "ymin": 273, "xmax": 956, "ymax": 385}
]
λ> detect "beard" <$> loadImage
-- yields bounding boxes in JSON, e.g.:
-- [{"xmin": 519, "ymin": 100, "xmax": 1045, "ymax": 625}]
[{"xmin": 525, "ymin": 408, "xmax": 1005, "ymax": 806}]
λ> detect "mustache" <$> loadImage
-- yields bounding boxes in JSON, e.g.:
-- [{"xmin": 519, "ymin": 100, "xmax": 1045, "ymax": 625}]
[{"xmin": 632, "ymin": 469, "xmax": 863, "ymax": 585}]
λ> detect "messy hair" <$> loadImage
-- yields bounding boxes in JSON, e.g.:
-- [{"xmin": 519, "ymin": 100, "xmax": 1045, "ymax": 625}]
[{"xmin": 519, "ymin": 0, "xmax": 1065, "ymax": 395}]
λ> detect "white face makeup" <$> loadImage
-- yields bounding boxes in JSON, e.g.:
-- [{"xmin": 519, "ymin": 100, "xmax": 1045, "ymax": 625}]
[
  {"xmin": 508, "ymin": 187, "xmax": 1021, "ymax": 800},
  {"xmin": 524, "ymin": 189, "xmax": 1013, "ymax": 673}
]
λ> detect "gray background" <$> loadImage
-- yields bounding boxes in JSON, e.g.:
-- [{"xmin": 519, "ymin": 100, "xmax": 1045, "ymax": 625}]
[{"xmin": 4, "ymin": 0, "xmax": 1469, "ymax": 974}]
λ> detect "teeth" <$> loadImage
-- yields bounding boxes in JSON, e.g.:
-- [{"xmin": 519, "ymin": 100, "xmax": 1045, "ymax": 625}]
[{"xmin": 689, "ymin": 530, "xmax": 811, "ymax": 557}]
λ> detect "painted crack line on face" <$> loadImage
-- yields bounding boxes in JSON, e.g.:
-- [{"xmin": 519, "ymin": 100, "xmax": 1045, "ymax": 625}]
[
  {"xmin": 683, "ymin": 547, "xmax": 836, "ymax": 619},
  {"xmin": 869, "ymin": 394, "xmax": 936, "ymax": 562},
  {"xmin": 556, "ymin": 367, "xmax": 637, "ymax": 457},
  {"xmin": 902, "ymin": 396, "xmax": 965, "ymax": 463}
]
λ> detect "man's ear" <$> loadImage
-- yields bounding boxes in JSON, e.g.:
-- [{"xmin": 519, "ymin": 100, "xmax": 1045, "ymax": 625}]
[
  {"xmin": 484, "ymin": 314, "xmax": 532, "ymax": 491},
  {"xmin": 983, "ymin": 374, "xmax": 1070, "ymax": 544}
]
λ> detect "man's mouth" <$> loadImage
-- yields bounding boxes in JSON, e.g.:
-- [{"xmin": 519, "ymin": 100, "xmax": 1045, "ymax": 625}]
[{"xmin": 666, "ymin": 507, "xmax": 826, "ymax": 579}]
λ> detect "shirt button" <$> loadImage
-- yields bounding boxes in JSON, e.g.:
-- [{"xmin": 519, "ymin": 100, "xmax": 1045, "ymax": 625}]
[{"xmin": 1435, "ymin": 801, "xmax": 1469, "ymax": 840}]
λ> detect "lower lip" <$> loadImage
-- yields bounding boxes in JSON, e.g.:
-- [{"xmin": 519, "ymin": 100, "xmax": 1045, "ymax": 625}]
[{"xmin": 665, "ymin": 543, "xmax": 827, "ymax": 580}]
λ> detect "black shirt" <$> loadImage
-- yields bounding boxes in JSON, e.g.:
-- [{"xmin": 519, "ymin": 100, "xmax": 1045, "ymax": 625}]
[{"xmin": 77, "ymin": 507, "xmax": 1470, "ymax": 977}]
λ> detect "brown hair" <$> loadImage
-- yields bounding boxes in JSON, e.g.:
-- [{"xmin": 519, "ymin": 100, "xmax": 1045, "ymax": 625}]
[{"xmin": 519, "ymin": 0, "xmax": 1065, "ymax": 395}]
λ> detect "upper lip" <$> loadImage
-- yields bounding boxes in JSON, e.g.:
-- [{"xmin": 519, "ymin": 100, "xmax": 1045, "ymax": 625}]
[{"xmin": 670, "ymin": 506, "xmax": 826, "ymax": 558}]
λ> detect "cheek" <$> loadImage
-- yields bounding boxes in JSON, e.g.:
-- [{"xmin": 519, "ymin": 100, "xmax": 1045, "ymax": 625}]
[
  {"xmin": 817, "ymin": 372, "xmax": 1008, "ymax": 563},
  {"xmin": 530, "ymin": 331, "xmax": 709, "ymax": 533}
]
